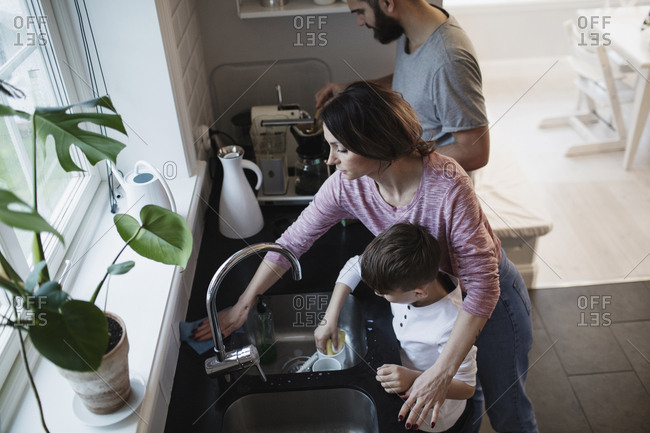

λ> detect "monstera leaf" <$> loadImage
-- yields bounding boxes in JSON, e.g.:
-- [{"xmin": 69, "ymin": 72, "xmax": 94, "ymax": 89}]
[
  {"xmin": 33, "ymin": 96, "xmax": 127, "ymax": 172},
  {"xmin": 0, "ymin": 104, "xmax": 30, "ymax": 119},
  {"xmin": 115, "ymin": 205, "xmax": 192, "ymax": 268},
  {"xmin": 29, "ymin": 300, "xmax": 109, "ymax": 371},
  {"xmin": 0, "ymin": 190, "xmax": 63, "ymax": 242}
]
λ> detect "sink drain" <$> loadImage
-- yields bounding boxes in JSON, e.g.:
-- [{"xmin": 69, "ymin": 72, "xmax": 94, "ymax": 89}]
[{"xmin": 281, "ymin": 356, "xmax": 310, "ymax": 374}]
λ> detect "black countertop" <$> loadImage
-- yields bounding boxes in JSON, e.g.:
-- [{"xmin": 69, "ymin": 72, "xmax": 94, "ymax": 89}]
[{"xmin": 164, "ymin": 173, "xmax": 408, "ymax": 433}]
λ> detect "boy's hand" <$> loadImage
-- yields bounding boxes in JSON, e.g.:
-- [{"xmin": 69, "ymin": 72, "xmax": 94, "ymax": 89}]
[
  {"xmin": 314, "ymin": 317, "xmax": 339, "ymax": 354},
  {"xmin": 376, "ymin": 364, "xmax": 422, "ymax": 395}
]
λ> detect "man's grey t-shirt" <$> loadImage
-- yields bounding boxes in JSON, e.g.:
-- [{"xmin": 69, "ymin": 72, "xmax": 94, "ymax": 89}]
[{"xmin": 393, "ymin": 15, "xmax": 488, "ymax": 147}]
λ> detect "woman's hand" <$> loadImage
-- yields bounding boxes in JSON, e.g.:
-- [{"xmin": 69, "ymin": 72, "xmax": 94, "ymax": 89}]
[
  {"xmin": 191, "ymin": 319, "xmax": 212, "ymax": 342},
  {"xmin": 191, "ymin": 301, "xmax": 252, "ymax": 342},
  {"xmin": 376, "ymin": 364, "xmax": 421, "ymax": 395},
  {"xmin": 395, "ymin": 311, "xmax": 487, "ymax": 428},
  {"xmin": 313, "ymin": 316, "xmax": 339, "ymax": 354},
  {"xmin": 398, "ymin": 365, "xmax": 454, "ymax": 430},
  {"xmin": 192, "ymin": 260, "xmax": 290, "ymax": 342}
]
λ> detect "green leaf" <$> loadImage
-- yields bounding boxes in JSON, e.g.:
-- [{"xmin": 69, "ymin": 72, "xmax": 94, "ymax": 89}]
[
  {"xmin": 33, "ymin": 96, "xmax": 127, "ymax": 172},
  {"xmin": 0, "ymin": 250, "xmax": 23, "ymax": 285},
  {"xmin": 107, "ymin": 261, "xmax": 135, "ymax": 275},
  {"xmin": 24, "ymin": 261, "xmax": 48, "ymax": 293},
  {"xmin": 0, "ymin": 277, "xmax": 23, "ymax": 297},
  {"xmin": 0, "ymin": 190, "xmax": 63, "ymax": 242},
  {"xmin": 115, "ymin": 205, "xmax": 192, "ymax": 268},
  {"xmin": 33, "ymin": 281, "xmax": 69, "ymax": 310},
  {"xmin": 32, "ymin": 233, "xmax": 50, "ymax": 283},
  {"xmin": 0, "ymin": 104, "xmax": 30, "ymax": 119},
  {"xmin": 29, "ymin": 300, "xmax": 108, "ymax": 371}
]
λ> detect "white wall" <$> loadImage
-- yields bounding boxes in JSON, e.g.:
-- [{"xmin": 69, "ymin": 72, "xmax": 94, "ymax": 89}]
[
  {"xmin": 197, "ymin": 0, "xmax": 650, "ymax": 126},
  {"xmin": 197, "ymin": 1, "xmax": 396, "ymax": 82},
  {"xmin": 83, "ymin": 0, "xmax": 192, "ymax": 178},
  {"xmin": 196, "ymin": 0, "xmax": 396, "ymax": 129},
  {"xmin": 449, "ymin": 0, "xmax": 650, "ymax": 61},
  {"xmin": 159, "ymin": 0, "xmax": 214, "ymax": 162}
]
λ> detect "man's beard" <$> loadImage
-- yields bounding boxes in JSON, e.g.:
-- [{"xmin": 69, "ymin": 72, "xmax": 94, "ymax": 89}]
[{"xmin": 369, "ymin": 5, "xmax": 404, "ymax": 44}]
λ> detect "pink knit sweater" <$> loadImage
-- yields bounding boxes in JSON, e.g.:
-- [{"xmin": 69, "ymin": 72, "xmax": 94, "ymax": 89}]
[{"xmin": 266, "ymin": 153, "xmax": 501, "ymax": 318}]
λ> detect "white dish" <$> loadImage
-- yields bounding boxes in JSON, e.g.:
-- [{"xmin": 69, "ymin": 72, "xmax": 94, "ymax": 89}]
[
  {"xmin": 72, "ymin": 372, "xmax": 146, "ymax": 427},
  {"xmin": 313, "ymin": 358, "xmax": 341, "ymax": 371}
]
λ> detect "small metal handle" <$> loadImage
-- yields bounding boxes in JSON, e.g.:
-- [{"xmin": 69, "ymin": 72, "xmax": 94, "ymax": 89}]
[
  {"xmin": 260, "ymin": 118, "xmax": 315, "ymax": 127},
  {"xmin": 275, "ymin": 84, "xmax": 283, "ymax": 105}
]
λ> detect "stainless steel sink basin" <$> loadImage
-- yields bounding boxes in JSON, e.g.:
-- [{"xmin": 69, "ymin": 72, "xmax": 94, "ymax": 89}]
[
  {"xmin": 221, "ymin": 388, "xmax": 378, "ymax": 433},
  {"xmin": 243, "ymin": 292, "xmax": 367, "ymax": 374}
]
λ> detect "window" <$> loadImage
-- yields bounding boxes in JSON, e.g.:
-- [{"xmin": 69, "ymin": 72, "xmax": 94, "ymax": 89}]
[
  {"xmin": 0, "ymin": 0, "xmax": 101, "ymax": 397},
  {"xmin": 1, "ymin": 0, "xmax": 99, "ymax": 267}
]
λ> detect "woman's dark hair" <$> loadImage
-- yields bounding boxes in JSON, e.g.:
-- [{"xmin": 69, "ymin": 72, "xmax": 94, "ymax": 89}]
[
  {"xmin": 361, "ymin": 223, "xmax": 441, "ymax": 294},
  {"xmin": 319, "ymin": 81, "xmax": 434, "ymax": 162}
]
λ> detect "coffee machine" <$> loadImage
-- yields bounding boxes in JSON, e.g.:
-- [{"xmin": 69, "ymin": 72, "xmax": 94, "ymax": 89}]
[
  {"xmin": 249, "ymin": 104, "xmax": 302, "ymax": 195},
  {"xmin": 290, "ymin": 122, "xmax": 329, "ymax": 195}
]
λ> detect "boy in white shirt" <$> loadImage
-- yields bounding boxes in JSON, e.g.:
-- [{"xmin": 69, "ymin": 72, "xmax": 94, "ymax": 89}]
[{"xmin": 324, "ymin": 223, "xmax": 477, "ymax": 432}]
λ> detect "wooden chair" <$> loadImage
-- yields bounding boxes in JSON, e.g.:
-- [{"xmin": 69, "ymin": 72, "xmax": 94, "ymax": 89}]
[{"xmin": 539, "ymin": 20, "xmax": 635, "ymax": 156}]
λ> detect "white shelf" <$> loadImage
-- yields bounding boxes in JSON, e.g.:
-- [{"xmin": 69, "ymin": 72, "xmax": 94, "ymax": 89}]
[{"xmin": 237, "ymin": 0, "xmax": 349, "ymax": 19}]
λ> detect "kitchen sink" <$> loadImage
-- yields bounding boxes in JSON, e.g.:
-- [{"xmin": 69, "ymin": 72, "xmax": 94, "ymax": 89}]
[
  {"xmin": 242, "ymin": 292, "xmax": 367, "ymax": 375},
  {"xmin": 220, "ymin": 388, "xmax": 379, "ymax": 433}
]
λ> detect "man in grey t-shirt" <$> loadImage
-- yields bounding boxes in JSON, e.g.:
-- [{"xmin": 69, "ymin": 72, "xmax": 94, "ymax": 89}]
[{"xmin": 315, "ymin": 0, "xmax": 489, "ymax": 172}]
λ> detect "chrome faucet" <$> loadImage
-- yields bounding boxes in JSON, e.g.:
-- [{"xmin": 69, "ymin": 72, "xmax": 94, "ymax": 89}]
[{"xmin": 204, "ymin": 242, "xmax": 302, "ymax": 379}]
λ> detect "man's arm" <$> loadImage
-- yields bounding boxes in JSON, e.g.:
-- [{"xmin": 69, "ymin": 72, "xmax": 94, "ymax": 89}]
[
  {"xmin": 435, "ymin": 125, "xmax": 490, "ymax": 172},
  {"xmin": 315, "ymin": 74, "xmax": 394, "ymax": 109}
]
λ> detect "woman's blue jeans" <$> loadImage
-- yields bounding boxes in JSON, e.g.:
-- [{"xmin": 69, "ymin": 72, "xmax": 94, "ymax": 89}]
[{"xmin": 466, "ymin": 249, "xmax": 539, "ymax": 433}]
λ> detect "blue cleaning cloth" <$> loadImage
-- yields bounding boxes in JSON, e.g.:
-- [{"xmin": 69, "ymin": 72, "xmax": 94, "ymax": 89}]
[
  {"xmin": 179, "ymin": 311, "xmax": 246, "ymax": 355},
  {"xmin": 179, "ymin": 317, "xmax": 215, "ymax": 355}
]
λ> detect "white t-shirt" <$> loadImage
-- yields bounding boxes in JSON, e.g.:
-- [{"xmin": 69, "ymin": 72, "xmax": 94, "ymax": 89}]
[
  {"xmin": 337, "ymin": 258, "xmax": 477, "ymax": 432},
  {"xmin": 391, "ymin": 285, "xmax": 477, "ymax": 432}
]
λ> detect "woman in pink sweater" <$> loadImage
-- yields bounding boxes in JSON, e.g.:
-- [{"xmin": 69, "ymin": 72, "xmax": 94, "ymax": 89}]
[{"xmin": 200, "ymin": 82, "xmax": 537, "ymax": 432}]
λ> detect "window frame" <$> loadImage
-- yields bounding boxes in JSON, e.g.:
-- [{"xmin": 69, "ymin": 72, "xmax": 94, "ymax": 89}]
[{"xmin": 0, "ymin": 0, "xmax": 107, "ymax": 422}]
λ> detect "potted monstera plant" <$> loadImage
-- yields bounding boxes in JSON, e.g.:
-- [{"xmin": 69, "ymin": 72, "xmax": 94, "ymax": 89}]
[{"xmin": 0, "ymin": 83, "xmax": 193, "ymax": 432}]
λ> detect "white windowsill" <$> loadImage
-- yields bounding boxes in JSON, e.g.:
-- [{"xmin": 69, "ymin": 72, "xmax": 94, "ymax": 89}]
[{"xmin": 7, "ymin": 161, "xmax": 207, "ymax": 433}]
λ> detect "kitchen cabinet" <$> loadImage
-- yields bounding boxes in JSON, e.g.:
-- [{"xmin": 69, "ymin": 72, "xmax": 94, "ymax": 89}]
[{"xmin": 237, "ymin": 0, "xmax": 349, "ymax": 19}]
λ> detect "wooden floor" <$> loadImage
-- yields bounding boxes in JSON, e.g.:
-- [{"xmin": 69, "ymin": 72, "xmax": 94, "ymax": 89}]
[{"xmin": 480, "ymin": 58, "xmax": 650, "ymax": 288}]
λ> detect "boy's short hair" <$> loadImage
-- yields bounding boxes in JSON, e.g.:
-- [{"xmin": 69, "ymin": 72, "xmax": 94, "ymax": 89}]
[{"xmin": 361, "ymin": 223, "xmax": 441, "ymax": 294}]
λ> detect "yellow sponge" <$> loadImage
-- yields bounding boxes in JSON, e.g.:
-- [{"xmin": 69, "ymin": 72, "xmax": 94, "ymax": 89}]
[{"xmin": 326, "ymin": 330, "xmax": 346, "ymax": 355}]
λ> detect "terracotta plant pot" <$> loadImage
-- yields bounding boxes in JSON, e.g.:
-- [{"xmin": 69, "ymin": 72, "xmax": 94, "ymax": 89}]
[{"xmin": 60, "ymin": 312, "xmax": 131, "ymax": 414}]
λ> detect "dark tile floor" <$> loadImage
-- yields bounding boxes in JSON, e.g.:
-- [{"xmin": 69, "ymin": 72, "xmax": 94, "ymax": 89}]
[{"xmin": 480, "ymin": 280, "xmax": 650, "ymax": 433}]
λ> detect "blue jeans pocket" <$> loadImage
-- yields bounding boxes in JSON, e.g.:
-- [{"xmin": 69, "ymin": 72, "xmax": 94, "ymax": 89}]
[{"xmin": 512, "ymin": 277, "xmax": 531, "ymax": 316}]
